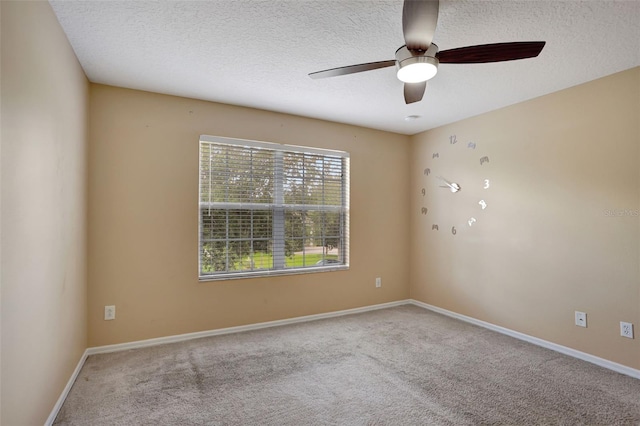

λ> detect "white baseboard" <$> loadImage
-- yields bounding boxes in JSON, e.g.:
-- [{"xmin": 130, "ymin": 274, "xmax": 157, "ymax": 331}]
[
  {"xmin": 45, "ymin": 349, "xmax": 89, "ymax": 426},
  {"xmin": 87, "ymin": 300, "xmax": 408, "ymax": 355},
  {"xmin": 409, "ymin": 299, "xmax": 640, "ymax": 380}
]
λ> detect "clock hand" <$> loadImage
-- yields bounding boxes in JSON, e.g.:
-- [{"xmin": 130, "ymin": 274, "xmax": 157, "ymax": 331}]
[
  {"xmin": 436, "ymin": 176, "xmax": 461, "ymax": 193},
  {"xmin": 436, "ymin": 175, "xmax": 453, "ymax": 187}
]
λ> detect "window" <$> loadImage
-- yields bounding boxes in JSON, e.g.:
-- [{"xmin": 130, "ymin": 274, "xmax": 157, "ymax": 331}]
[{"xmin": 199, "ymin": 135, "xmax": 349, "ymax": 280}]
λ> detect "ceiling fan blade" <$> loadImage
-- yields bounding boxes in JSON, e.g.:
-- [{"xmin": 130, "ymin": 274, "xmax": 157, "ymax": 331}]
[
  {"xmin": 437, "ymin": 41, "xmax": 546, "ymax": 64},
  {"xmin": 402, "ymin": 0, "xmax": 439, "ymax": 52},
  {"xmin": 404, "ymin": 81, "xmax": 427, "ymax": 104},
  {"xmin": 309, "ymin": 60, "xmax": 396, "ymax": 79}
]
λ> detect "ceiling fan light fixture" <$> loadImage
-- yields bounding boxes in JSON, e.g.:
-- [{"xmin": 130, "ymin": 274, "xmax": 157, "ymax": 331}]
[{"xmin": 396, "ymin": 56, "xmax": 439, "ymax": 83}]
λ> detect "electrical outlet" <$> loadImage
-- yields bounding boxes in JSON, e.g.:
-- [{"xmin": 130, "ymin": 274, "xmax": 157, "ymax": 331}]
[
  {"xmin": 620, "ymin": 322, "xmax": 634, "ymax": 339},
  {"xmin": 575, "ymin": 311, "xmax": 587, "ymax": 328},
  {"xmin": 104, "ymin": 305, "xmax": 116, "ymax": 321},
  {"xmin": 375, "ymin": 277, "xmax": 381, "ymax": 288}
]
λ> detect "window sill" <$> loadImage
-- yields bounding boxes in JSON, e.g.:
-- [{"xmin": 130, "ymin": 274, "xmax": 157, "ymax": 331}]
[{"xmin": 199, "ymin": 265, "xmax": 349, "ymax": 282}]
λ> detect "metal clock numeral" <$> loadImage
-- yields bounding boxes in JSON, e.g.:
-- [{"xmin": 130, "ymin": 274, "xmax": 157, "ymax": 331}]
[
  {"xmin": 451, "ymin": 226, "xmax": 457, "ymax": 235},
  {"xmin": 421, "ymin": 207, "xmax": 428, "ymax": 215},
  {"xmin": 468, "ymin": 218, "xmax": 477, "ymax": 227},
  {"xmin": 421, "ymin": 188, "xmax": 426, "ymax": 196},
  {"xmin": 479, "ymin": 200, "xmax": 487, "ymax": 210},
  {"xmin": 484, "ymin": 179, "xmax": 490, "ymax": 189}
]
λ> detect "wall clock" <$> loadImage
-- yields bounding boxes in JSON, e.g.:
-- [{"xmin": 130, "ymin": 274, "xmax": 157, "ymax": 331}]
[{"xmin": 420, "ymin": 134, "xmax": 491, "ymax": 236}]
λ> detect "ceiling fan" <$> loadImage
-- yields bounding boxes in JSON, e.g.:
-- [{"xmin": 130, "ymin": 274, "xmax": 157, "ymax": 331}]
[{"xmin": 309, "ymin": 0, "xmax": 545, "ymax": 104}]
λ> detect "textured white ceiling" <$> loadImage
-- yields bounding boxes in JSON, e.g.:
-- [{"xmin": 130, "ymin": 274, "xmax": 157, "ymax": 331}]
[{"xmin": 49, "ymin": 0, "xmax": 640, "ymax": 135}]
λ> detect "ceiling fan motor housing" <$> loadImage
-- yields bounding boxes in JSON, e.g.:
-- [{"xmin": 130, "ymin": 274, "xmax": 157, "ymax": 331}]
[{"xmin": 395, "ymin": 43, "xmax": 440, "ymax": 83}]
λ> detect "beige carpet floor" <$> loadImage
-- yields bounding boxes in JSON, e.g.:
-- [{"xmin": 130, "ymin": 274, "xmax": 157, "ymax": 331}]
[{"xmin": 54, "ymin": 305, "xmax": 640, "ymax": 425}]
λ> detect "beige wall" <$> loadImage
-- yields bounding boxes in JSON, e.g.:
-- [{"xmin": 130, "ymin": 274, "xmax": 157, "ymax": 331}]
[
  {"xmin": 1, "ymin": 1, "xmax": 89, "ymax": 425},
  {"xmin": 410, "ymin": 67, "xmax": 640, "ymax": 369},
  {"xmin": 87, "ymin": 84, "xmax": 410, "ymax": 347}
]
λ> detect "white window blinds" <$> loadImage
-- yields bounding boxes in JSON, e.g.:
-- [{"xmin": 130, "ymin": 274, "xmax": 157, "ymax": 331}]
[{"xmin": 199, "ymin": 135, "xmax": 350, "ymax": 280}]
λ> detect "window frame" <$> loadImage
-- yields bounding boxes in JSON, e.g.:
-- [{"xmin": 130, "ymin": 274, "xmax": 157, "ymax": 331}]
[{"xmin": 198, "ymin": 135, "xmax": 350, "ymax": 281}]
